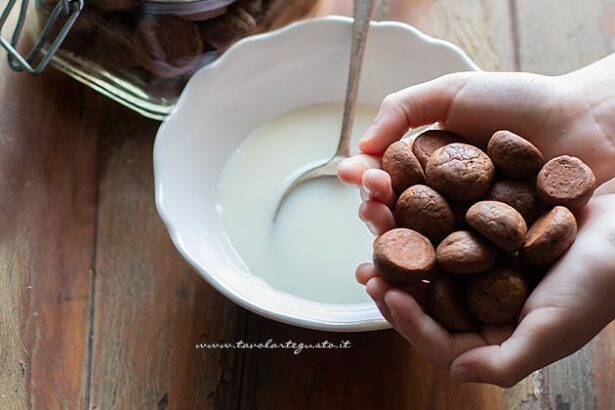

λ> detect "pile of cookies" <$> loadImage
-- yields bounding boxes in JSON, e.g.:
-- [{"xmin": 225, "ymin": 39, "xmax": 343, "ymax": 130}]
[
  {"xmin": 38, "ymin": 0, "xmax": 319, "ymax": 101},
  {"xmin": 373, "ymin": 129, "xmax": 596, "ymax": 331}
]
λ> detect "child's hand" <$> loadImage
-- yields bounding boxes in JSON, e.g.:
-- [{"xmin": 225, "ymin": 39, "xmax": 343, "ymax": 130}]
[
  {"xmin": 340, "ymin": 55, "xmax": 615, "ymax": 188},
  {"xmin": 338, "ymin": 55, "xmax": 615, "ymax": 387},
  {"xmin": 356, "ymin": 194, "xmax": 615, "ymax": 387}
]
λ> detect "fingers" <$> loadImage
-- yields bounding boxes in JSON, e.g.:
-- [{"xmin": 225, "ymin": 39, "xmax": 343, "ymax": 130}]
[
  {"xmin": 337, "ymin": 154, "xmax": 381, "ymax": 186},
  {"xmin": 384, "ymin": 289, "xmax": 486, "ymax": 369},
  {"xmin": 355, "ymin": 263, "xmax": 379, "ymax": 285},
  {"xmin": 365, "ymin": 277, "xmax": 396, "ymax": 326},
  {"xmin": 360, "ymin": 169, "xmax": 396, "ymax": 207},
  {"xmin": 359, "ymin": 73, "xmax": 470, "ymax": 155},
  {"xmin": 356, "ymin": 264, "xmax": 429, "ymax": 303},
  {"xmin": 449, "ymin": 196, "xmax": 615, "ymax": 388},
  {"xmin": 359, "ymin": 201, "xmax": 395, "ymax": 236},
  {"xmin": 449, "ymin": 309, "xmax": 572, "ymax": 387}
]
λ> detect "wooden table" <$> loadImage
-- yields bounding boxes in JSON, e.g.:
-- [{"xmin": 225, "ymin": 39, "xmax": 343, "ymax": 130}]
[{"xmin": 1, "ymin": 1, "xmax": 614, "ymax": 408}]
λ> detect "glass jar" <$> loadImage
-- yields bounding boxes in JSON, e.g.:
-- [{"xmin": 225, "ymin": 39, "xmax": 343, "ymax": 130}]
[{"xmin": 1, "ymin": 0, "xmax": 320, "ymax": 119}]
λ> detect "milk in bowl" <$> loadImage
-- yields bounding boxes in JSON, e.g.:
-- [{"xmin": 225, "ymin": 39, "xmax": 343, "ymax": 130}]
[{"xmin": 218, "ymin": 103, "xmax": 377, "ymax": 304}]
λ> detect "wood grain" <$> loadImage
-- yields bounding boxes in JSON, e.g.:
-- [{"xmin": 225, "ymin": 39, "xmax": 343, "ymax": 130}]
[
  {"xmin": 508, "ymin": 1, "xmax": 615, "ymax": 408},
  {"xmin": 384, "ymin": 0, "xmax": 516, "ymax": 71},
  {"xmin": 236, "ymin": 317, "xmax": 505, "ymax": 410},
  {"xmin": 515, "ymin": 0, "xmax": 615, "ymax": 75},
  {"xmin": 0, "ymin": 67, "xmax": 97, "ymax": 408},
  {"xmin": 0, "ymin": 0, "xmax": 614, "ymax": 409},
  {"xmin": 87, "ymin": 105, "xmax": 247, "ymax": 410}
]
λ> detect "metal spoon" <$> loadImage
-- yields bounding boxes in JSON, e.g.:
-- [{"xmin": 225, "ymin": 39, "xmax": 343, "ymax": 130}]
[{"xmin": 273, "ymin": 0, "xmax": 376, "ymax": 221}]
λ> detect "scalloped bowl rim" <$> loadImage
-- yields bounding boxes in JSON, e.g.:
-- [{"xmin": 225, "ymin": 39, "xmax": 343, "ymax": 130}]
[{"xmin": 153, "ymin": 16, "xmax": 480, "ymax": 332}]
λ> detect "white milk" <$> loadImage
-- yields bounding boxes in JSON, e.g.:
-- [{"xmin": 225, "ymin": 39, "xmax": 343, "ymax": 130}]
[{"xmin": 218, "ymin": 103, "xmax": 378, "ymax": 304}]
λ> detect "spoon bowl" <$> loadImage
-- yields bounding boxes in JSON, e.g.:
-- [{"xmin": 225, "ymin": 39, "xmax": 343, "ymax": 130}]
[{"xmin": 273, "ymin": 0, "xmax": 375, "ymax": 220}]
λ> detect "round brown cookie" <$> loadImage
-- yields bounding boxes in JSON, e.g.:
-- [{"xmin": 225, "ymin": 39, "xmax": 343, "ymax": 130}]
[
  {"xmin": 485, "ymin": 180, "xmax": 540, "ymax": 223},
  {"xmin": 487, "ymin": 130, "xmax": 544, "ymax": 178},
  {"xmin": 373, "ymin": 228, "xmax": 436, "ymax": 286},
  {"xmin": 381, "ymin": 141, "xmax": 425, "ymax": 194},
  {"xmin": 257, "ymin": 0, "xmax": 320, "ymax": 32},
  {"xmin": 466, "ymin": 201, "xmax": 527, "ymax": 252},
  {"xmin": 135, "ymin": 16, "xmax": 204, "ymax": 78},
  {"xmin": 395, "ymin": 184, "xmax": 456, "ymax": 244},
  {"xmin": 536, "ymin": 155, "xmax": 596, "ymax": 209},
  {"xmin": 425, "ymin": 143, "xmax": 494, "ymax": 202},
  {"xmin": 427, "ymin": 274, "xmax": 478, "ymax": 332},
  {"xmin": 86, "ymin": 17, "xmax": 142, "ymax": 75},
  {"xmin": 236, "ymin": 0, "xmax": 264, "ymax": 17},
  {"xmin": 466, "ymin": 268, "xmax": 529, "ymax": 326},
  {"xmin": 200, "ymin": 5, "xmax": 258, "ymax": 50},
  {"xmin": 436, "ymin": 231, "xmax": 499, "ymax": 274},
  {"xmin": 522, "ymin": 206, "xmax": 577, "ymax": 265},
  {"xmin": 411, "ymin": 130, "xmax": 459, "ymax": 169}
]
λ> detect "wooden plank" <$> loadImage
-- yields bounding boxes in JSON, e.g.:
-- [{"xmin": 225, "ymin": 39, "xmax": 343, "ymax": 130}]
[
  {"xmin": 507, "ymin": 1, "xmax": 615, "ymax": 408},
  {"xmin": 594, "ymin": 323, "xmax": 615, "ymax": 410},
  {"xmin": 0, "ymin": 66, "xmax": 97, "ymax": 408},
  {"xmin": 87, "ymin": 105, "xmax": 248, "ymax": 409},
  {"xmin": 383, "ymin": 0, "xmax": 516, "ymax": 71},
  {"xmin": 515, "ymin": 0, "xmax": 615, "ymax": 74},
  {"xmin": 237, "ymin": 317, "xmax": 504, "ymax": 410},
  {"xmin": 317, "ymin": 0, "xmax": 516, "ymax": 71}
]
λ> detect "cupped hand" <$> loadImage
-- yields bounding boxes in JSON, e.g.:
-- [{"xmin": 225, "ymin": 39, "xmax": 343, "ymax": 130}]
[
  {"xmin": 356, "ymin": 194, "xmax": 615, "ymax": 387},
  {"xmin": 341, "ymin": 66, "xmax": 614, "ymax": 183},
  {"xmin": 340, "ymin": 64, "xmax": 615, "ymax": 387},
  {"xmin": 338, "ymin": 69, "xmax": 615, "ymax": 239}
]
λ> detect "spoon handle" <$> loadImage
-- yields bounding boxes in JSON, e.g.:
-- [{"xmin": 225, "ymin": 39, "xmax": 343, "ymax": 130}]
[{"xmin": 335, "ymin": 0, "xmax": 375, "ymax": 159}]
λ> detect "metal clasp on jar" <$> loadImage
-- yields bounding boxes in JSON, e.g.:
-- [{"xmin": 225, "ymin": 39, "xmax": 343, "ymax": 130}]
[{"xmin": 0, "ymin": 0, "xmax": 83, "ymax": 74}]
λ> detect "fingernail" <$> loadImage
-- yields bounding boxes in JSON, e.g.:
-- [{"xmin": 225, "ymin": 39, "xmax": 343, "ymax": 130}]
[
  {"xmin": 365, "ymin": 278, "xmax": 377, "ymax": 298},
  {"xmin": 365, "ymin": 222, "xmax": 378, "ymax": 236},
  {"xmin": 336, "ymin": 158, "xmax": 352, "ymax": 173},
  {"xmin": 452, "ymin": 365, "xmax": 476, "ymax": 383},
  {"xmin": 360, "ymin": 183, "xmax": 373, "ymax": 201}
]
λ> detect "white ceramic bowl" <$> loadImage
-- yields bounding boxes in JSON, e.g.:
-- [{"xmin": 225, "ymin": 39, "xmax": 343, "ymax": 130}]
[{"xmin": 154, "ymin": 16, "xmax": 479, "ymax": 332}]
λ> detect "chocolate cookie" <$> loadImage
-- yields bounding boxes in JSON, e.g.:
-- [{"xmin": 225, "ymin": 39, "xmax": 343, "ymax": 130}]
[
  {"xmin": 425, "ymin": 143, "xmax": 494, "ymax": 201},
  {"xmin": 373, "ymin": 228, "xmax": 436, "ymax": 286},
  {"xmin": 257, "ymin": 0, "xmax": 319, "ymax": 32},
  {"xmin": 536, "ymin": 155, "xmax": 596, "ymax": 209},
  {"xmin": 487, "ymin": 130, "xmax": 544, "ymax": 178},
  {"xmin": 436, "ymin": 231, "xmax": 499, "ymax": 274},
  {"xmin": 466, "ymin": 268, "xmax": 529, "ymax": 326},
  {"xmin": 200, "ymin": 4, "xmax": 258, "ymax": 50},
  {"xmin": 135, "ymin": 16, "xmax": 204, "ymax": 78},
  {"xmin": 485, "ymin": 180, "xmax": 540, "ymax": 223},
  {"xmin": 395, "ymin": 185, "xmax": 456, "ymax": 244},
  {"xmin": 466, "ymin": 201, "xmax": 527, "ymax": 252},
  {"xmin": 412, "ymin": 130, "xmax": 459, "ymax": 169},
  {"xmin": 427, "ymin": 274, "xmax": 478, "ymax": 332},
  {"xmin": 178, "ymin": 6, "xmax": 229, "ymax": 22},
  {"xmin": 381, "ymin": 141, "xmax": 425, "ymax": 194},
  {"xmin": 522, "ymin": 206, "xmax": 577, "ymax": 265},
  {"xmin": 236, "ymin": 0, "xmax": 264, "ymax": 17}
]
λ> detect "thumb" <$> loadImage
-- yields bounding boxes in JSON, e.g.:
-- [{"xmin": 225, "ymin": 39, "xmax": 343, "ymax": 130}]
[{"xmin": 359, "ymin": 72, "xmax": 470, "ymax": 155}]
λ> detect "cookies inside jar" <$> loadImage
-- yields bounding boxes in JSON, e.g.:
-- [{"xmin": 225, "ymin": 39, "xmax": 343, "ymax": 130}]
[{"xmin": 35, "ymin": 0, "xmax": 321, "ymax": 110}]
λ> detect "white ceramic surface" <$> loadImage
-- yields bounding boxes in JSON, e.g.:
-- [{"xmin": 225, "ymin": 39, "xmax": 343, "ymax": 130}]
[{"xmin": 154, "ymin": 16, "xmax": 480, "ymax": 332}]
